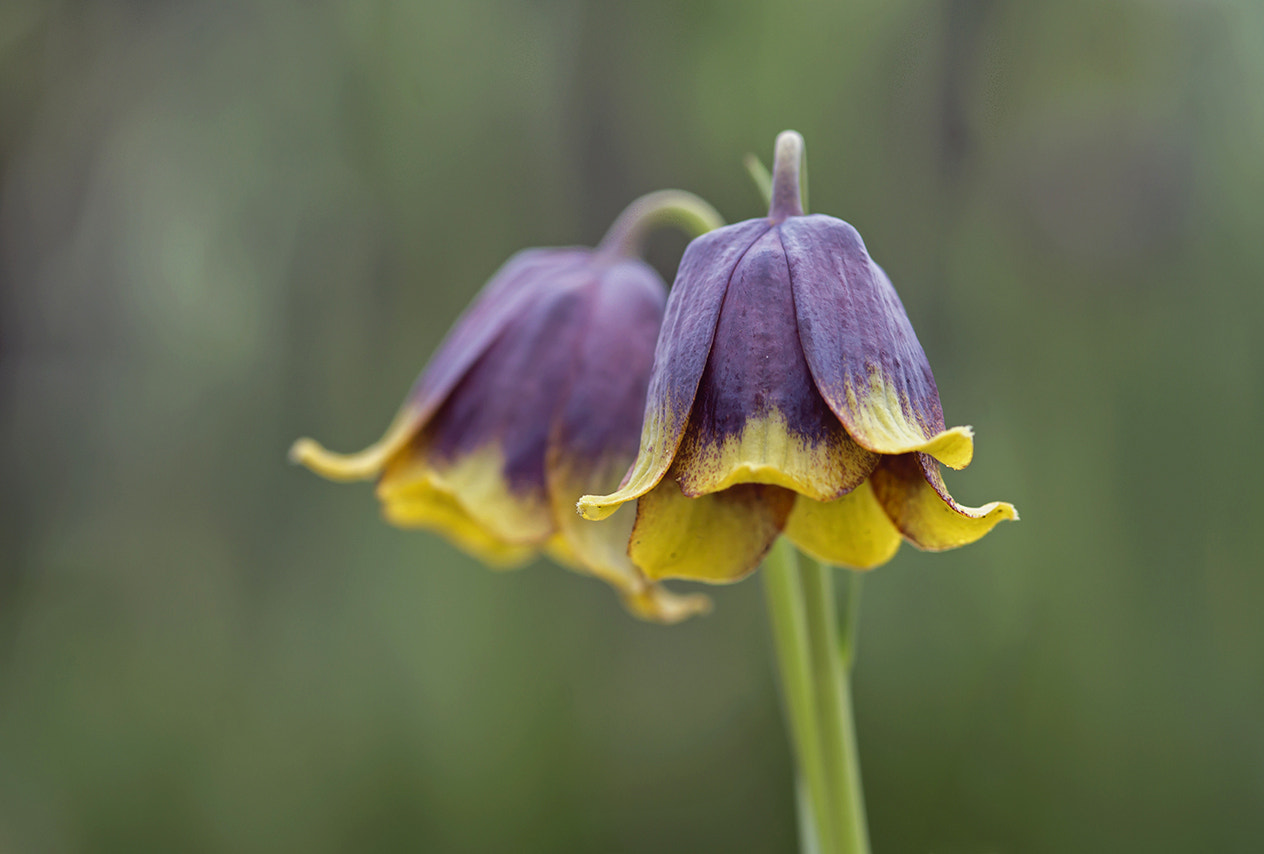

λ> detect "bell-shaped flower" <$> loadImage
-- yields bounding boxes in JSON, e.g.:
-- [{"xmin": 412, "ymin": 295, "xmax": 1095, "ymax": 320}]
[
  {"xmin": 579, "ymin": 133, "xmax": 1016, "ymax": 583},
  {"xmin": 291, "ymin": 192, "xmax": 724, "ymax": 622}
]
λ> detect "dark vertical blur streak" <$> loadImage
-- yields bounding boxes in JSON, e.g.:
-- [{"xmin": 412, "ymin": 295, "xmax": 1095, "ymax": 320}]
[
  {"xmin": 938, "ymin": 0, "xmax": 993, "ymax": 189},
  {"xmin": 918, "ymin": 0, "xmax": 995, "ymax": 366},
  {"xmin": 568, "ymin": 0, "xmax": 634, "ymax": 246},
  {"xmin": 0, "ymin": 9, "xmax": 52, "ymax": 616}
]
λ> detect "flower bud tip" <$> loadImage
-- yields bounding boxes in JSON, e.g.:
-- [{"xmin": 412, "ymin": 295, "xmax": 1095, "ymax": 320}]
[
  {"xmin": 289, "ymin": 437, "xmax": 319, "ymax": 465},
  {"xmin": 769, "ymin": 130, "xmax": 806, "ymax": 222}
]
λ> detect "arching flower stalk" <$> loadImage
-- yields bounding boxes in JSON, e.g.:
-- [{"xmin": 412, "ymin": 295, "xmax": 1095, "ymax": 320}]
[{"xmin": 290, "ymin": 191, "xmax": 724, "ymax": 623}]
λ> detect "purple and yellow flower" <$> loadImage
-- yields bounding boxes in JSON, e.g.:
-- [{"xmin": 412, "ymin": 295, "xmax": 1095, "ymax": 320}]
[
  {"xmin": 578, "ymin": 132, "xmax": 1016, "ymax": 583},
  {"xmin": 291, "ymin": 192, "xmax": 724, "ymax": 623}
]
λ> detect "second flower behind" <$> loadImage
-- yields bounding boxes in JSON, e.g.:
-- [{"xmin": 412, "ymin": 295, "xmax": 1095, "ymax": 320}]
[{"xmin": 291, "ymin": 192, "xmax": 724, "ymax": 622}]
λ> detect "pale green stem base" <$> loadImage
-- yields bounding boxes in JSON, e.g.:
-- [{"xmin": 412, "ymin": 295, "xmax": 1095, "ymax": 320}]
[
  {"xmin": 764, "ymin": 540, "xmax": 837, "ymax": 852},
  {"xmin": 801, "ymin": 556, "xmax": 870, "ymax": 854},
  {"xmin": 763, "ymin": 541, "xmax": 871, "ymax": 854}
]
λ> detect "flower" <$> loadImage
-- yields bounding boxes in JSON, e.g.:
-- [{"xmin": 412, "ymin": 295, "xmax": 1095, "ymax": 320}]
[
  {"xmin": 578, "ymin": 132, "xmax": 1016, "ymax": 582},
  {"xmin": 290, "ymin": 192, "xmax": 725, "ymax": 623}
]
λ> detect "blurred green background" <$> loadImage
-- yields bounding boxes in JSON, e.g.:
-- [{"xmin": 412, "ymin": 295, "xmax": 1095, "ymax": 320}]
[{"xmin": 2, "ymin": 1, "xmax": 1262, "ymax": 851}]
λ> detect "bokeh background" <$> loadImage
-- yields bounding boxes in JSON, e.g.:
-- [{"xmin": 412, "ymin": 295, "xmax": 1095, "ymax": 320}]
[{"xmin": 3, "ymin": 1, "xmax": 1262, "ymax": 851}]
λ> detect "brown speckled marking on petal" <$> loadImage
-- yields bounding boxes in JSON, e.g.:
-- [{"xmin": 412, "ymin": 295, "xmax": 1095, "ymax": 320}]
[{"xmin": 783, "ymin": 216, "xmax": 973, "ymax": 470}]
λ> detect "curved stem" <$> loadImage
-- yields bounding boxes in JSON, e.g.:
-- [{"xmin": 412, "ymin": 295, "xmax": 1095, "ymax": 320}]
[
  {"xmin": 763, "ymin": 538, "xmax": 837, "ymax": 853},
  {"xmin": 596, "ymin": 189, "xmax": 724, "ymax": 258},
  {"xmin": 801, "ymin": 558, "xmax": 871, "ymax": 854},
  {"xmin": 769, "ymin": 130, "xmax": 806, "ymax": 222}
]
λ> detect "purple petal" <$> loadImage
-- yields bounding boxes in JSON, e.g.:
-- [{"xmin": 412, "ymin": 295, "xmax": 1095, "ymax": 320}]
[
  {"xmin": 407, "ymin": 248, "xmax": 591, "ymax": 424},
  {"xmin": 575, "ymin": 219, "xmax": 770, "ymax": 519},
  {"xmin": 650, "ymin": 219, "xmax": 772, "ymax": 436},
  {"xmin": 783, "ymin": 216, "xmax": 972, "ymax": 468},
  {"xmin": 424, "ymin": 256, "xmax": 595, "ymax": 494},
  {"xmin": 672, "ymin": 227, "xmax": 877, "ymax": 500},
  {"xmin": 550, "ymin": 258, "xmax": 666, "ymax": 469}
]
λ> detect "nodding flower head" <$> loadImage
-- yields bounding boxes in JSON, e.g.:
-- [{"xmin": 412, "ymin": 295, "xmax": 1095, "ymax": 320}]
[
  {"xmin": 291, "ymin": 192, "xmax": 725, "ymax": 622},
  {"xmin": 578, "ymin": 132, "xmax": 1016, "ymax": 583}
]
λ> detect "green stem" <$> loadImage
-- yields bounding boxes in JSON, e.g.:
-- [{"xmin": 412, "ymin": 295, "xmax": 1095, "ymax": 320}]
[
  {"xmin": 795, "ymin": 776, "xmax": 823, "ymax": 854},
  {"xmin": 801, "ymin": 557, "xmax": 871, "ymax": 854},
  {"xmin": 743, "ymin": 153, "xmax": 773, "ymax": 208},
  {"xmin": 596, "ymin": 189, "xmax": 724, "ymax": 259},
  {"xmin": 839, "ymin": 568, "xmax": 863, "ymax": 673},
  {"xmin": 763, "ymin": 539, "xmax": 837, "ymax": 854}
]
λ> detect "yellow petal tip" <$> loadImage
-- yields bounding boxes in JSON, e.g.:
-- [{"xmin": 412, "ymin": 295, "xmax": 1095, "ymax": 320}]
[
  {"xmin": 973, "ymin": 500, "xmax": 1018, "ymax": 523},
  {"xmin": 288, "ymin": 437, "xmax": 318, "ymax": 465},
  {"xmin": 291, "ymin": 406, "xmax": 425, "ymax": 482},
  {"xmin": 288, "ymin": 436, "xmax": 391, "ymax": 481},
  {"xmin": 622, "ymin": 586, "xmax": 713, "ymax": 624},
  {"xmin": 576, "ymin": 495, "xmax": 620, "ymax": 521},
  {"xmin": 924, "ymin": 425, "xmax": 974, "ymax": 470}
]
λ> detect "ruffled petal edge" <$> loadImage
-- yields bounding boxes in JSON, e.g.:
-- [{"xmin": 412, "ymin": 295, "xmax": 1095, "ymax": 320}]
[
  {"xmin": 547, "ymin": 455, "xmax": 712, "ymax": 623},
  {"xmin": 629, "ymin": 480, "xmax": 795, "ymax": 584},
  {"xmin": 869, "ymin": 453, "xmax": 1018, "ymax": 551}
]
